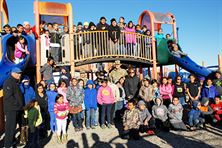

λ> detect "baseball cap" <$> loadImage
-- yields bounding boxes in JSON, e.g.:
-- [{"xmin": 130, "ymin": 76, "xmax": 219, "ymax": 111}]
[{"xmin": 11, "ymin": 67, "xmax": 22, "ymax": 74}]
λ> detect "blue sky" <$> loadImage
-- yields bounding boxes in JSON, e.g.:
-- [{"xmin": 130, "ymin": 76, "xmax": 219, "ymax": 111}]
[{"xmin": 5, "ymin": 0, "xmax": 222, "ymax": 66}]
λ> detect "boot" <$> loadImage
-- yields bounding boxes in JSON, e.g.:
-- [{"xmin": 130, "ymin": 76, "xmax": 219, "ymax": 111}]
[
  {"xmin": 20, "ymin": 127, "xmax": 25, "ymax": 145},
  {"xmin": 57, "ymin": 136, "xmax": 62, "ymax": 144},
  {"xmin": 62, "ymin": 134, "xmax": 68, "ymax": 143}
]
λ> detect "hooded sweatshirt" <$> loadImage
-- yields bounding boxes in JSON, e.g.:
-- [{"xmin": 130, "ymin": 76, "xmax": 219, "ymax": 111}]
[
  {"xmin": 84, "ymin": 80, "xmax": 97, "ymax": 110},
  {"xmin": 20, "ymin": 83, "xmax": 36, "ymax": 105},
  {"xmin": 168, "ymin": 103, "xmax": 183, "ymax": 123},
  {"xmin": 200, "ymin": 97, "xmax": 213, "ymax": 115},
  {"xmin": 46, "ymin": 90, "xmax": 58, "ymax": 112},
  {"xmin": 97, "ymin": 85, "xmax": 115, "ymax": 105},
  {"xmin": 152, "ymin": 98, "xmax": 168, "ymax": 122}
]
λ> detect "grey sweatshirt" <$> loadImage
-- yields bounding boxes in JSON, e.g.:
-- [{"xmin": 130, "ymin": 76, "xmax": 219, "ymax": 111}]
[
  {"xmin": 168, "ymin": 103, "xmax": 183, "ymax": 123},
  {"xmin": 139, "ymin": 108, "xmax": 152, "ymax": 123},
  {"xmin": 152, "ymin": 98, "xmax": 168, "ymax": 122}
]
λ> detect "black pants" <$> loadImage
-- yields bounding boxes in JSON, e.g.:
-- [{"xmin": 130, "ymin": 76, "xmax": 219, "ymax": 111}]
[
  {"xmin": 139, "ymin": 118, "xmax": 156, "ymax": 133},
  {"xmin": 25, "ymin": 128, "xmax": 40, "ymax": 148},
  {"xmin": 163, "ymin": 99, "xmax": 171, "ymax": 108},
  {"xmin": 4, "ymin": 110, "xmax": 18, "ymax": 148},
  {"xmin": 122, "ymin": 128, "xmax": 140, "ymax": 140},
  {"xmin": 155, "ymin": 119, "xmax": 170, "ymax": 132}
]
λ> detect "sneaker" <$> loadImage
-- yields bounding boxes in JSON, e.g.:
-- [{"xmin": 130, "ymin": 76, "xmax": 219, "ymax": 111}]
[
  {"xmin": 91, "ymin": 126, "xmax": 96, "ymax": 129},
  {"xmin": 107, "ymin": 124, "xmax": 112, "ymax": 128},
  {"xmin": 213, "ymin": 119, "xmax": 218, "ymax": 123},
  {"xmin": 101, "ymin": 124, "xmax": 106, "ymax": 129},
  {"xmin": 147, "ymin": 130, "xmax": 155, "ymax": 135},
  {"xmin": 62, "ymin": 134, "xmax": 68, "ymax": 143}
]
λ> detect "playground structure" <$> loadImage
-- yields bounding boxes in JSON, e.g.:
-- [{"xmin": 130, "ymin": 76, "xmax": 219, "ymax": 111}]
[{"xmin": 0, "ymin": 1, "xmax": 222, "ymax": 132}]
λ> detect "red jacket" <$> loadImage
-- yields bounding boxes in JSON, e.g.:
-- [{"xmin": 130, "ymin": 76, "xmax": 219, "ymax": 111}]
[{"xmin": 211, "ymin": 102, "xmax": 222, "ymax": 114}]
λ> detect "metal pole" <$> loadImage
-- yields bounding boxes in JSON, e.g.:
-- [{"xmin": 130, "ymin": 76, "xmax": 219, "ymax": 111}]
[{"xmin": 176, "ymin": 27, "xmax": 179, "ymax": 44}]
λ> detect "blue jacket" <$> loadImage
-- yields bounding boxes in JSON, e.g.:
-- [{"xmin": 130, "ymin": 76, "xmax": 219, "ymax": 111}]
[
  {"xmin": 20, "ymin": 84, "xmax": 36, "ymax": 105},
  {"xmin": 188, "ymin": 101, "xmax": 201, "ymax": 121},
  {"xmin": 84, "ymin": 80, "xmax": 97, "ymax": 110},
  {"xmin": 201, "ymin": 85, "xmax": 218, "ymax": 100},
  {"xmin": 46, "ymin": 90, "xmax": 58, "ymax": 112}
]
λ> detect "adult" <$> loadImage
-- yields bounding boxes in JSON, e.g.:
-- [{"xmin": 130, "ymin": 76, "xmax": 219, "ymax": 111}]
[
  {"xmin": 3, "ymin": 67, "xmax": 23, "ymax": 147},
  {"xmin": 1, "ymin": 24, "xmax": 11, "ymax": 36},
  {"xmin": 173, "ymin": 76, "xmax": 186, "ymax": 106},
  {"xmin": 124, "ymin": 68, "xmax": 140, "ymax": 100},
  {"xmin": 186, "ymin": 74, "xmax": 201, "ymax": 102},
  {"xmin": 213, "ymin": 70, "xmax": 222, "ymax": 98},
  {"xmin": 109, "ymin": 60, "xmax": 127, "ymax": 83},
  {"xmin": 79, "ymin": 70, "xmax": 88, "ymax": 87}
]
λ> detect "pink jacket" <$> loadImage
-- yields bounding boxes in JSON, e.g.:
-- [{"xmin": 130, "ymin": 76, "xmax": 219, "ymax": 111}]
[
  {"xmin": 57, "ymin": 87, "xmax": 68, "ymax": 103},
  {"xmin": 97, "ymin": 86, "xmax": 115, "ymax": 105},
  {"xmin": 14, "ymin": 42, "xmax": 27, "ymax": 58},
  {"xmin": 159, "ymin": 84, "xmax": 173, "ymax": 99},
  {"xmin": 125, "ymin": 27, "xmax": 136, "ymax": 44},
  {"xmin": 54, "ymin": 102, "xmax": 69, "ymax": 120}
]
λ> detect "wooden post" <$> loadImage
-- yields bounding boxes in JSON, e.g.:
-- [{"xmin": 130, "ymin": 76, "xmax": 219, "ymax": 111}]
[
  {"xmin": 34, "ymin": 1, "xmax": 41, "ymax": 83},
  {"xmin": 219, "ymin": 54, "xmax": 222, "ymax": 72},
  {"xmin": 160, "ymin": 66, "xmax": 163, "ymax": 79},
  {"xmin": 67, "ymin": 3, "xmax": 75, "ymax": 77},
  {"xmin": 0, "ymin": 3, "xmax": 2, "ymax": 61},
  {"xmin": 0, "ymin": 89, "xmax": 4, "ymax": 133},
  {"xmin": 148, "ymin": 67, "xmax": 151, "ymax": 78}
]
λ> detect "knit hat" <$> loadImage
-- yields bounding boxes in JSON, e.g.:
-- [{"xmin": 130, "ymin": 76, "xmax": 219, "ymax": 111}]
[
  {"xmin": 89, "ymin": 22, "xmax": 96, "ymax": 28},
  {"xmin": 110, "ymin": 18, "xmax": 116, "ymax": 23},
  {"xmin": 201, "ymin": 97, "xmax": 209, "ymax": 105},
  {"xmin": 84, "ymin": 22, "xmax": 89, "ymax": 26},
  {"xmin": 23, "ymin": 21, "xmax": 30, "ymax": 26},
  {"xmin": 138, "ymin": 100, "xmax": 146, "ymax": 106},
  {"xmin": 77, "ymin": 22, "xmax": 83, "ymax": 26}
]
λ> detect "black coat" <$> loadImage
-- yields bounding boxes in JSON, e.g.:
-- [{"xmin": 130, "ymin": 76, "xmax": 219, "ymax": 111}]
[
  {"xmin": 124, "ymin": 75, "xmax": 140, "ymax": 100},
  {"xmin": 108, "ymin": 25, "xmax": 120, "ymax": 43},
  {"xmin": 3, "ymin": 76, "xmax": 23, "ymax": 112}
]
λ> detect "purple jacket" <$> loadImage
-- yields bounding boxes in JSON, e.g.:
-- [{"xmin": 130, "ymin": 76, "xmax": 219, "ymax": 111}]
[{"xmin": 125, "ymin": 27, "xmax": 136, "ymax": 44}]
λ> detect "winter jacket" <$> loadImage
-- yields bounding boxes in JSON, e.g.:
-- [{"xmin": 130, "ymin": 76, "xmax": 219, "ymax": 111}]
[
  {"xmin": 168, "ymin": 103, "xmax": 183, "ymax": 123},
  {"xmin": 36, "ymin": 92, "xmax": 48, "ymax": 113},
  {"xmin": 152, "ymin": 98, "xmax": 168, "ymax": 122},
  {"xmin": 201, "ymin": 85, "xmax": 218, "ymax": 100},
  {"xmin": 159, "ymin": 84, "xmax": 173, "ymax": 100},
  {"xmin": 211, "ymin": 102, "xmax": 222, "ymax": 115},
  {"xmin": 28, "ymin": 107, "xmax": 39, "ymax": 133},
  {"xmin": 66, "ymin": 85, "xmax": 84, "ymax": 107},
  {"xmin": 108, "ymin": 25, "xmax": 120, "ymax": 43},
  {"xmin": 3, "ymin": 76, "xmax": 24, "ymax": 112},
  {"xmin": 97, "ymin": 85, "xmax": 115, "ymax": 105},
  {"xmin": 123, "ymin": 108, "xmax": 141, "ymax": 129},
  {"xmin": 124, "ymin": 75, "xmax": 140, "ymax": 99},
  {"xmin": 54, "ymin": 102, "xmax": 69, "ymax": 120},
  {"xmin": 125, "ymin": 27, "xmax": 136, "ymax": 44},
  {"xmin": 84, "ymin": 80, "xmax": 97, "ymax": 110},
  {"xmin": 20, "ymin": 83, "xmax": 36, "ymax": 105},
  {"xmin": 14, "ymin": 42, "xmax": 27, "ymax": 58},
  {"xmin": 46, "ymin": 90, "xmax": 58, "ymax": 112},
  {"xmin": 139, "ymin": 85, "xmax": 153, "ymax": 102},
  {"xmin": 213, "ymin": 77, "xmax": 222, "ymax": 95},
  {"xmin": 96, "ymin": 22, "xmax": 109, "ymax": 31},
  {"xmin": 50, "ymin": 30, "xmax": 60, "ymax": 44}
]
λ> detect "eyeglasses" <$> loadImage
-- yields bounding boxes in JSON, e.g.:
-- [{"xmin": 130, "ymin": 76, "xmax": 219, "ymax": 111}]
[
  {"xmin": 177, "ymin": 79, "xmax": 181, "ymax": 80},
  {"xmin": 129, "ymin": 72, "xmax": 134, "ymax": 74}
]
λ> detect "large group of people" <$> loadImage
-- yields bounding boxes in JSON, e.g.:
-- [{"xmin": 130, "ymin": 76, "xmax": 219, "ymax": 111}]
[{"xmin": 3, "ymin": 57, "xmax": 222, "ymax": 147}]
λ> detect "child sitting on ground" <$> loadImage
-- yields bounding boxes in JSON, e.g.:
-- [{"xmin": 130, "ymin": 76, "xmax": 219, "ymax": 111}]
[
  {"xmin": 188, "ymin": 101, "xmax": 205, "ymax": 130},
  {"xmin": 14, "ymin": 36, "xmax": 30, "ymax": 64},
  {"xmin": 137, "ymin": 100, "xmax": 155, "ymax": 135},
  {"xmin": 152, "ymin": 97, "xmax": 170, "ymax": 132},
  {"xmin": 168, "ymin": 97, "xmax": 187, "ymax": 131},
  {"xmin": 54, "ymin": 94, "xmax": 69, "ymax": 144},
  {"xmin": 122, "ymin": 99, "xmax": 141, "ymax": 140},
  {"xmin": 210, "ymin": 96, "xmax": 222, "ymax": 123},
  {"xmin": 200, "ymin": 97, "xmax": 213, "ymax": 124}
]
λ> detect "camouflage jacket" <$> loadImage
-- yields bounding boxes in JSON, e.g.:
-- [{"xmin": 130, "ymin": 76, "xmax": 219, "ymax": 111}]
[{"xmin": 123, "ymin": 108, "xmax": 141, "ymax": 129}]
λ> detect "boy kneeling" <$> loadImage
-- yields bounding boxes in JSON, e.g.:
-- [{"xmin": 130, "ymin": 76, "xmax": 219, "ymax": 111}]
[
  {"xmin": 138, "ymin": 100, "xmax": 155, "ymax": 135},
  {"xmin": 122, "ymin": 99, "xmax": 140, "ymax": 140}
]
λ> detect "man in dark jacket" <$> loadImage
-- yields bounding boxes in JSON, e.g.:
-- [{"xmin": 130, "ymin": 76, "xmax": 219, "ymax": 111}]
[
  {"xmin": 124, "ymin": 68, "xmax": 140, "ymax": 100},
  {"xmin": 108, "ymin": 18, "xmax": 121, "ymax": 55},
  {"xmin": 213, "ymin": 70, "xmax": 222, "ymax": 99},
  {"xmin": 3, "ymin": 67, "xmax": 24, "ymax": 148}
]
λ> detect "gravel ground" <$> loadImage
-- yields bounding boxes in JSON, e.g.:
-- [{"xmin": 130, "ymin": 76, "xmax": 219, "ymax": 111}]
[{"xmin": 1, "ymin": 124, "xmax": 222, "ymax": 148}]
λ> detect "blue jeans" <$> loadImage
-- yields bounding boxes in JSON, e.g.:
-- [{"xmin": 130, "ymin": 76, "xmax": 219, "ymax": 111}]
[
  {"xmin": 179, "ymin": 97, "xmax": 186, "ymax": 106},
  {"xmin": 189, "ymin": 115, "xmax": 204, "ymax": 126},
  {"xmin": 72, "ymin": 113, "xmax": 82, "ymax": 128},
  {"xmin": 112, "ymin": 101, "xmax": 124, "ymax": 120},
  {"xmin": 86, "ymin": 108, "xmax": 96, "ymax": 127},
  {"xmin": 94, "ymin": 108, "xmax": 99, "ymax": 125},
  {"xmin": 101, "ymin": 104, "xmax": 113, "ymax": 125},
  {"xmin": 49, "ymin": 111, "xmax": 56, "ymax": 132}
]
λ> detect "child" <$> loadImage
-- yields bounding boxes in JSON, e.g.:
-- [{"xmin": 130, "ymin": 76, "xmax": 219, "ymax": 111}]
[
  {"xmin": 155, "ymin": 28, "xmax": 164, "ymax": 39},
  {"xmin": 138, "ymin": 100, "xmax": 155, "ymax": 135},
  {"xmin": 25, "ymin": 100, "xmax": 42, "ymax": 148},
  {"xmin": 186, "ymin": 74, "xmax": 201, "ymax": 102},
  {"xmin": 84, "ymin": 80, "xmax": 97, "ymax": 129},
  {"xmin": 46, "ymin": 82, "xmax": 58, "ymax": 133},
  {"xmin": 14, "ymin": 36, "xmax": 30, "ymax": 64},
  {"xmin": 66, "ymin": 78, "xmax": 84, "ymax": 131},
  {"xmin": 152, "ymin": 97, "xmax": 169, "ymax": 131},
  {"xmin": 159, "ymin": 77, "xmax": 173, "ymax": 107},
  {"xmin": 19, "ymin": 76, "xmax": 36, "ymax": 144},
  {"xmin": 170, "ymin": 41, "xmax": 187, "ymax": 58},
  {"xmin": 40, "ymin": 57, "xmax": 55, "ymax": 85},
  {"xmin": 54, "ymin": 94, "xmax": 69, "ymax": 144},
  {"xmin": 122, "ymin": 99, "xmax": 140, "ymax": 140},
  {"xmin": 139, "ymin": 78, "xmax": 153, "ymax": 110},
  {"xmin": 201, "ymin": 78, "xmax": 218, "ymax": 104},
  {"xmin": 97, "ymin": 78, "xmax": 115, "ymax": 129},
  {"xmin": 188, "ymin": 101, "xmax": 205, "ymax": 130},
  {"xmin": 168, "ymin": 97, "xmax": 187, "ymax": 130},
  {"xmin": 210, "ymin": 96, "xmax": 222, "ymax": 123},
  {"xmin": 173, "ymin": 76, "xmax": 186, "ymax": 106},
  {"xmin": 151, "ymin": 79, "xmax": 160, "ymax": 99},
  {"xmin": 200, "ymin": 97, "xmax": 213, "ymax": 124}
]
